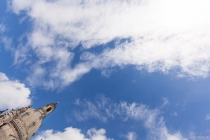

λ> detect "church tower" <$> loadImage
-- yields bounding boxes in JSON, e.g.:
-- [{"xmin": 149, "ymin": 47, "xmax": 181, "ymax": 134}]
[{"xmin": 0, "ymin": 103, "xmax": 58, "ymax": 140}]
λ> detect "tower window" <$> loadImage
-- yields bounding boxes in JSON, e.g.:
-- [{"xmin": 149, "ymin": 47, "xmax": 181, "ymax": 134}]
[
  {"xmin": 46, "ymin": 107, "xmax": 52, "ymax": 112},
  {"xmin": 28, "ymin": 122, "xmax": 35, "ymax": 129},
  {"xmin": 21, "ymin": 112, "xmax": 29, "ymax": 118}
]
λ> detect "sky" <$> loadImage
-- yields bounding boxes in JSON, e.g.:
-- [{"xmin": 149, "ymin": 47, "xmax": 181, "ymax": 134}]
[{"xmin": 1, "ymin": 0, "xmax": 210, "ymax": 139}]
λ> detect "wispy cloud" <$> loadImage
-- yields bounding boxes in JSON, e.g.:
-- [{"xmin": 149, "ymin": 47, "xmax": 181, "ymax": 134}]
[
  {"xmin": 205, "ymin": 113, "xmax": 210, "ymax": 120},
  {"xmin": 82, "ymin": 36, "xmax": 210, "ymax": 77},
  {"xmin": 73, "ymin": 94, "xmax": 186, "ymax": 140},
  {"xmin": 32, "ymin": 127, "xmax": 113, "ymax": 140},
  {"xmin": 161, "ymin": 98, "xmax": 170, "ymax": 108},
  {"xmin": 9, "ymin": 0, "xmax": 210, "ymax": 88},
  {"xmin": 73, "ymin": 95, "xmax": 114, "ymax": 122},
  {"xmin": 124, "ymin": 132, "xmax": 137, "ymax": 140},
  {"xmin": 0, "ymin": 24, "xmax": 5, "ymax": 33},
  {"xmin": 101, "ymin": 69, "xmax": 113, "ymax": 78},
  {"xmin": 0, "ymin": 72, "xmax": 31, "ymax": 109}
]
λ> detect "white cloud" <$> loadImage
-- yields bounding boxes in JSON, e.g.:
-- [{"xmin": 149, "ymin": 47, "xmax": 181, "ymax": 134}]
[
  {"xmin": 171, "ymin": 112, "xmax": 178, "ymax": 117},
  {"xmin": 73, "ymin": 96, "xmax": 109, "ymax": 122},
  {"xmin": 0, "ymin": 72, "xmax": 31, "ymax": 109},
  {"xmin": 205, "ymin": 113, "xmax": 210, "ymax": 120},
  {"xmin": 26, "ymin": 62, "xmax": 91, "ymax": 89},
  {"xmin": 9, "ymin": 0, "xmax": 210, "ymax": 88},
  {"xmin": 0, "ymin": 24, "xmax": 5, "ymax": 33},
  {"xmin": 60, "ymin": 63, "xmax": 91, "ymax": 87},
  {"xmin": 1, "ymin": 36, "xmax": 13, "ymax": 51},
  {"xmin": 82, "ymin": 36, "xmax": 210, "ymax": 77},
  {"xmin": 125, "ymin": 132, "xmax": 137, "ymax": 140},
  {"xmin": 162, "ymin": 98, "xmax": 170, "ymax": 107},
  {"xmin": 26, "ymin": 30, "xmax": 91, "ymax": 89},
  {"xmin": 32, "ymin": 127, "xmax": 113, "ymax": 140},
  {"xmin": 11, "ymin": 0, "xmax": 210, "ymax": 48},
  {"xmin": 73, "ymin": 95, "xmax": 187, "ymax": 140},
  {"xmin": 87, "ymin": 128, "xmax": 113, "ymax": 140},
  {"xmin": 101, "ymin": 69, "xmax": 113, "ymax": 78}
]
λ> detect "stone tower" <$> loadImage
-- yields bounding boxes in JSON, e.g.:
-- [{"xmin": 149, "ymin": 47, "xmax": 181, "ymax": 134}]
[{"xmin": 0, "ymin": 103, "xmax": 58, "ymax": 140}]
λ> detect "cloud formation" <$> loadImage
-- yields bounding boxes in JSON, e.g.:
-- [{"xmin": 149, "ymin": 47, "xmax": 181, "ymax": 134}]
[
  {"xmin": 11, "ymin": 0, "xmax": 210, "ymax": 47},
  {"xmin": 9, "ymin": 0, "xmax": 210, "ymax": 88},
  {"xmin": 125, "ymin": 132, "xmax": 137, "ymax": 140},
  {"xmin": 73, "ymin": 95, "xmax": 186, "ymax": 140},
  {"xmin": 205, "ymin": 113, "xmax": 210, "ymax": 120},
  {"xmin": 82, "ymin": 35, "xmax": 210, "ymax": 77},
  {"xmin": 33, "ymin": 127, "xmax": 112, "ymax": 140},
  {"xmin": 0, "ymin": 24, "xmax": 5, "ymax": 33},
  {"xmin": 0, "ymin": 72, "xmax": 31, "ymax": 109}
]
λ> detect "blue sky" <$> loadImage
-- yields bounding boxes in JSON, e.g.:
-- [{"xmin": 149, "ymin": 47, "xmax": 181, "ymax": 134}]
[{"xmin": 1, "ymin": 0, "xmax": 210, "ymax": 139}]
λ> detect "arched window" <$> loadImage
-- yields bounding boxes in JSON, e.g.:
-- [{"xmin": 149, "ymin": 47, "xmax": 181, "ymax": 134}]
[
  {"xmin": 46, "ymin": 107, "xmax": 52, "ymax": 112},
  {"xmin": 28, "ymin": 122, "xmax": 35, "ymax": 129}
]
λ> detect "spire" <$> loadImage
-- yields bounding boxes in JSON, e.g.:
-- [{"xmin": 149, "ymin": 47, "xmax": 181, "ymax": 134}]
[
  {"xmin": 0, "ymin": 103, "xmax": 58, "ymax": 140},
  {"xmin": 41, "ymin": 102, "xmax": 59, "ymax": 117}
]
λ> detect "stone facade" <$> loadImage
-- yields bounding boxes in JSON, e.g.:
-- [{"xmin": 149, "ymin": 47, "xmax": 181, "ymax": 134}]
[{"xmin": 0, "ymin": 103, "xmax": 58, "ymax": 140}]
